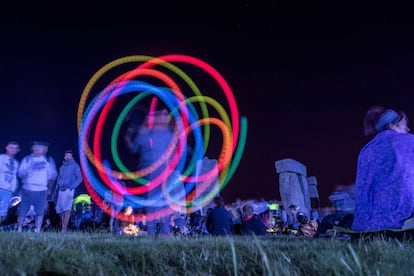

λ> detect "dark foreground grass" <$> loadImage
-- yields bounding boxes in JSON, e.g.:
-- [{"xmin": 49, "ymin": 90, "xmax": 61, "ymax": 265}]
[{"xmin": 0, "ymin": 232, "xmax": 413, "ymax": 275}]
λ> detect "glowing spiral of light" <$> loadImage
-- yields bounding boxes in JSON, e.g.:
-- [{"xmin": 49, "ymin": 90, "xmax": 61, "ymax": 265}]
[{"xmin": 77, "ymin": 54, "xmax": 247, "ymax": 221}]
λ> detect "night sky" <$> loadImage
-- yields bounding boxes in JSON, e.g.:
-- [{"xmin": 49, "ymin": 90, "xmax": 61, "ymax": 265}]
[{"xmin": 1, "ymin": 1, "xmax": 414, "ymax": 207}]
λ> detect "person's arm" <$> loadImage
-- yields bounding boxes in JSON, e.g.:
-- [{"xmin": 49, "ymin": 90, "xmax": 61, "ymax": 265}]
[
  {"xmin": 72, "ymin": 163, "xmax": 83, "ymax": 189},
  {"xmin": 0, "ymin": 157, "xmax": 5, "ymax": 186},
  {"xmin": 17, "ymin": 156, "xmax": 30, "ymax": 180},
  {"xmin": 12, "ymin": 160, "xmax": 20, "ymax": 193},
  {"xmin": 47, "ymin": 157, "xmax": 58, "ymax": 194},
  {"xmin": 206, "ymin": 213, "xmax": 213, "ymax": 233},
  {"xmin": 48, "ymin": 156, "xmax": 58, "ymax": 181},
  {"xmin": 52, "ymin": 167, "xmax": 62, "ymax": 201},
  {"xmin": 52, "ymin": 178, "xmax": 59, "ymax": 200},
  {"xmin": 258, "ymin": 216, "xmax": 267, "ymax": 235},
  {"xmin": 124, "ymin": 126, "xmax": 139, "ymax": 153}
]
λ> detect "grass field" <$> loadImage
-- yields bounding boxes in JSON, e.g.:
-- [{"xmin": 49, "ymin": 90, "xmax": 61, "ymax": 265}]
[{"xmin": 1, "ymin": 231, "xmax": 414, "ymax": 275}]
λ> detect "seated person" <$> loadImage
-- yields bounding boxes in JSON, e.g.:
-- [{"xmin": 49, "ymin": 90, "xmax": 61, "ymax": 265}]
[
  {"xmin": 288, "ymin": 205, "xmax": 301, "ymax": 231},
  {"xmin": 206, "ymin": 196, "xmax": 233, "ymax": 236},
  {"xmin": 296, "ymin": 211, "xmax": 318, "ymax": 237},
  {"xmin": 241, "ymin": 204, "xmax": 267, "ymax": 236},
  {"xmin": 352, "ymin": 106, "xmax": 414, "ymax": 231},
  {"xmin": 117, "ymin": 206, "xmax": 140, "ymax": 236}
]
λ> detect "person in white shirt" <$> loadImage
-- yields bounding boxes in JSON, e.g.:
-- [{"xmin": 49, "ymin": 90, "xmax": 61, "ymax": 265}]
[
  {"xmin": 17, "ymin": 141, "xmax": 57, "ymax": 232},
  {"xmin": 0, "ymin": 141, "xmax": 20, "ymax": 224}
]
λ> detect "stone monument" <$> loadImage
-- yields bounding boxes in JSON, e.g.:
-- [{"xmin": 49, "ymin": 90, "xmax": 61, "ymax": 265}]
[{"xmin": 275, "ymin": 158, "xmax": 310, "ymax": 217}]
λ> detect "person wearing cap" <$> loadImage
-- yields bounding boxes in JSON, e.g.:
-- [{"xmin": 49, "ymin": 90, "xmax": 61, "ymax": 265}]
[
  {"xmin": 0, "ymin": 141, "xmax": 20, "ymax": 224},
  {"xmin": 352, "ymin": 106, "xmax": 414, "ymax": 231},
  {"xmin": 16, "ymin": 141, "xmax": 57, "ymax": 232},
  {"xmin": 53, "ymin": 150, "xmax": 82, "ymax": 232}
]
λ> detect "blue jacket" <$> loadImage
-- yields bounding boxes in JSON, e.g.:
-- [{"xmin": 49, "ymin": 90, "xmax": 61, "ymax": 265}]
[
  {"xmin": 206, "ymin": 206, "xmax": 233, "ymax": 236},
  {"xmin": 242, "ymin": 215, "xmax": 267, "ymax": 235},
  {"xmin": 56, "ymin": 159, "xmax": 82, "ymax": 191}
]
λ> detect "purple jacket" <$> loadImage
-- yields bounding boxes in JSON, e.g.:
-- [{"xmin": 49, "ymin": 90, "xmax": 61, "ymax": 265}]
[{"xmin": 352, "ymin": 130, "xmax": 414, "ymax": 231}]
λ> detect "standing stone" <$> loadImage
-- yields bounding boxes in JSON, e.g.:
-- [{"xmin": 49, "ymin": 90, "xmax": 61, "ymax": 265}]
[
  {"xmin": 275, "ymin": 158, "xmax": 310, "ymax": 217},
  {"xmin": 307, "ymin": 176, "xmax": 320, "ymax": 219},
  {"xmin": 195, "ymin": 157, "xmax": 219, "ymax": 215},
  {"xmin": 307, "ymin": 176, "xmax": 320, "ymax": 208},
  {"xmin": 328, "ymin": 185, "xmax": 355, "ymax": 212}
]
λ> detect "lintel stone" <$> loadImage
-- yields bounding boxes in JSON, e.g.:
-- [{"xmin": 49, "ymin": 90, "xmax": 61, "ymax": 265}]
[{"xmin": 275, "ymin": 158, "xmax": 307, "ymax": 176}]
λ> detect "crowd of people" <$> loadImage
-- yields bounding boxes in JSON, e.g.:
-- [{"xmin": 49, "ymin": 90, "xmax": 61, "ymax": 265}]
[
  {"xmin": 0, "ymin": 141, "xmax": 82, "ymax": 233},
  {"xmin": 1, "ymin": 104, "xmax": 414, "ymax": 237}
]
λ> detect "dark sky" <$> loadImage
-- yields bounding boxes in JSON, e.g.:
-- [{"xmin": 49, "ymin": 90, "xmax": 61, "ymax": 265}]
[{"xmin": 1, "ymin": 1, "xmax": 414, "ymax": 207}]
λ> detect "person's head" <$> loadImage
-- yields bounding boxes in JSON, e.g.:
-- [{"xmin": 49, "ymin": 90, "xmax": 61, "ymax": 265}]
[
  {"xmin": 242, "ymin": 204, "xmax": 254, "ymax": 218},
  {"xmin": 296, "ymin": 211, "xmax": 309, "ymax": 224},
  {"xmin": 31, "ymin": 141, "xmax": 49, "ymax": 156},
  {"xmin": 363, "ymin": 106, "xmax": 410, "ymax": 136},
  {"xmin": 389, "ymin": 111, "xmax": 410, "ymax": 133},
  {"xmin": 213, "ymin": 196, "xmax": 225, "ymax": 207},
  {"xmin": 289, "ymin": 204, "xmax": 300, "ymax": 215},
  {"xmin": 5, "ymin": 141, "xmax": 20, "ymax": 157},
  {"xmin": 126, "ymin": 105, "xmax": 147, "ymax": 129},
  {"xmin": 146, "ymin": 109, "xmax": 171, "ymax": 128},
  {"xmin": 123, "ymin": 206, "xmax": 133, "ymax": 216},
  {"xmin": 64, "ymin": 150, "xmax": 74, "ymax": 161}
]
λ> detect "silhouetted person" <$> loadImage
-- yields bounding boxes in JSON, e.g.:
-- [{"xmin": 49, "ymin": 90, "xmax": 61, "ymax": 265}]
[
  {"xmin": 206, "ymin": 196, "xmax": 233, "ymax": 236},
  {"xmin": 241, "ymin": 203, "xmax": 267, "ymax": 236}
]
